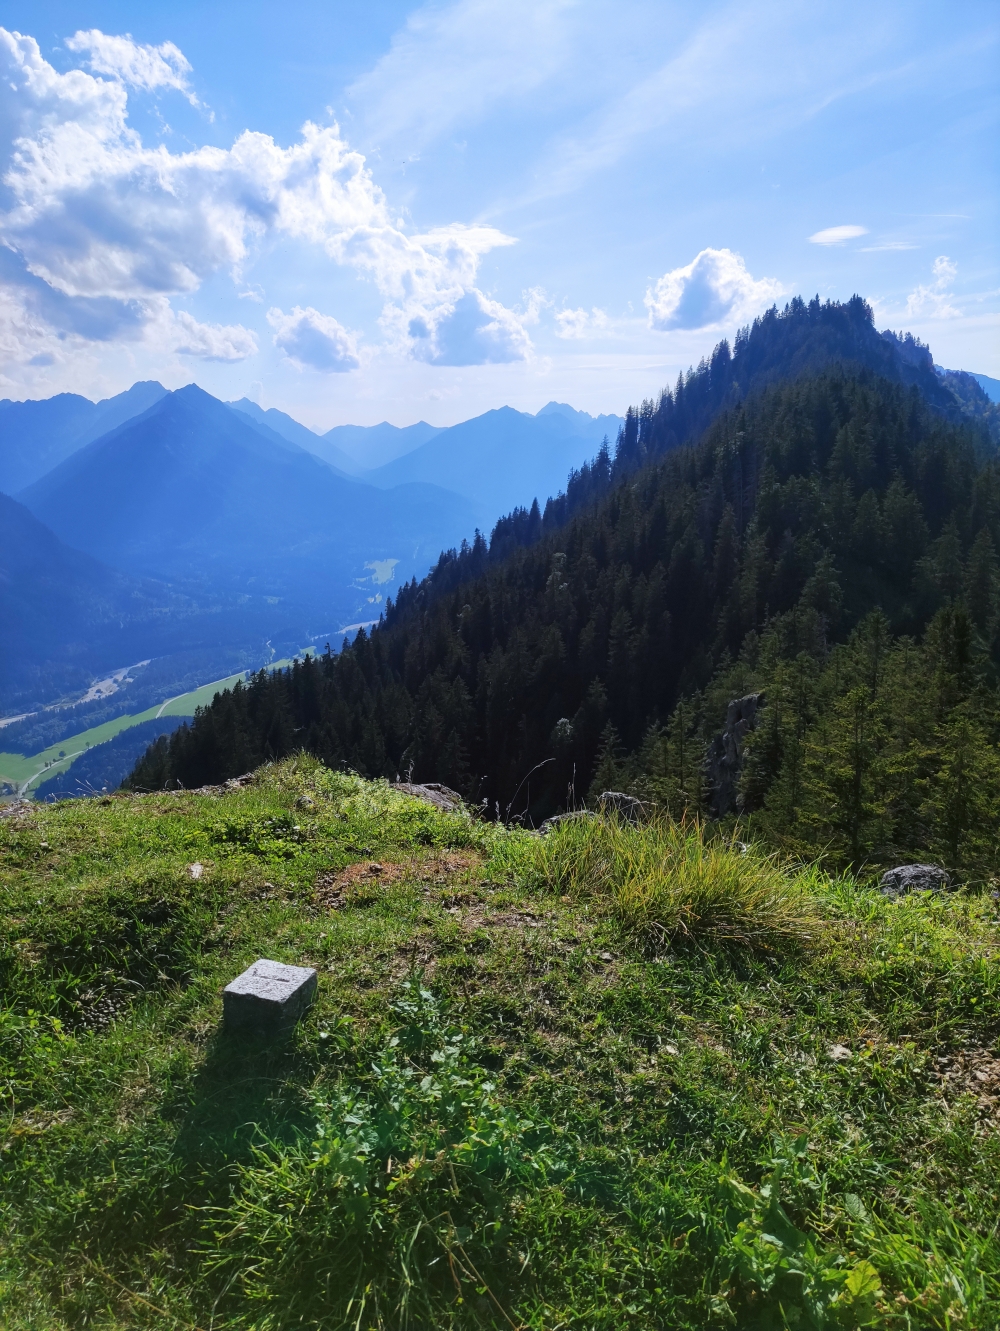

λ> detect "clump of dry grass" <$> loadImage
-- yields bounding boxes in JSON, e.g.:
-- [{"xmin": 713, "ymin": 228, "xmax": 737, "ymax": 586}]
[{"xmin": 542, "ymin": 814, "xmax": 822, "ymax": 951}]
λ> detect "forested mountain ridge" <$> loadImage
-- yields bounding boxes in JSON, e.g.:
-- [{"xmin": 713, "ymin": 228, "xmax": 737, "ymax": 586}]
[
  {"xmin": 391, "ymin": 295, "xmax": 997, "ymax": 616},
  {"xmin": 129, "ymin": 337, "xmax": 1000, "ymax": 871}
]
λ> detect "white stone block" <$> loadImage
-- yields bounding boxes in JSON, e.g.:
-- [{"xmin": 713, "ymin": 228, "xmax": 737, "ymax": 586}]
[{"xmin": 223, "ymin": 958, "xmax": 317, "ymax": 1035}]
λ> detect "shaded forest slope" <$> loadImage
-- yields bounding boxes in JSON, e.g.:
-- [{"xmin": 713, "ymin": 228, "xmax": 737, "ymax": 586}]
[{"xmin": 130, "ymin": 351, "xmax": 1000, "ymax": 866}]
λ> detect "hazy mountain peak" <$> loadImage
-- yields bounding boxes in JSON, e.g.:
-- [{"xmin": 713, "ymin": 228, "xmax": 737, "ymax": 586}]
[{"xmin": 537, "ymin": 400, "xmax": 583, "ymax": 420}]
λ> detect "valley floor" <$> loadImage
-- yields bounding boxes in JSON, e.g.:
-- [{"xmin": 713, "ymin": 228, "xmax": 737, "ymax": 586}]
[
  {"xmin": 1, "ymin": 758, "xmax": 998, "ymax": 1329},
  {"xmin": 0, "ymin": 671, "xmax": 248, "ymax": 796}
]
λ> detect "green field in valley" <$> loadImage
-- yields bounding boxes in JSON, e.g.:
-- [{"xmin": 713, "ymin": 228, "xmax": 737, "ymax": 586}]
[{"xmin": 0, "ymin": 671, "xmax": 248, "ymax": 794}]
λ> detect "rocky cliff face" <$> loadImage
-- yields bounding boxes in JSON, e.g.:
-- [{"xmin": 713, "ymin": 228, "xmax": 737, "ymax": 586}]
[{"xmin": 706, "ymin": 693, "xmax": 765, "ymax": 817}]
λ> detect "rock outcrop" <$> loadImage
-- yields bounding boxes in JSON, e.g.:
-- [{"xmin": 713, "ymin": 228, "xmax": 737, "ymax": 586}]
[
  {"xmin": 596, "ymin": 790, "xmax": 646, "ymax": 822},
  {"xmin": 392, "ymin": 781, "xmax": 463, "ymax": 813},
  {"xmin": 706, "ymin": 693, "xmax": 765, "ymax": 817}
]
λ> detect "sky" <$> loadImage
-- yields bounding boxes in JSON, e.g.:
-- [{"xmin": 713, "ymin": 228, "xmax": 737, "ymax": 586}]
[{"xmin": 0, "ymin": 0, "xmax": 997, "ymax": 429}]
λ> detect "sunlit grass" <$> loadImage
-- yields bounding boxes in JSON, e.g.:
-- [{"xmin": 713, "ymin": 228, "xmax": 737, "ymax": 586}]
[
  {"xmin": 541, "ymin": 813, "xmax": 822, "ymax": 952},
  {"xmin": 2, "ymin": 757, "xmax": 999, "ymax": 1329}
]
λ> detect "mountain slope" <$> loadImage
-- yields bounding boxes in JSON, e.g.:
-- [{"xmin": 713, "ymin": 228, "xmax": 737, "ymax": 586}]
[
  {"xmin": 364, "ymin": 404, "xmax": 624, "ymax": 516},
  {"xmin": 19, "ymin": 384, "xmax": 482, "ymax": 622},
  {"xmin": 0, "ymin": 492, "xmax": 195, "ymax": 710},
  {"xmin": 0, "ymin": 380, "xmax": 166, "ymax": 492},
  {"xmin": 323, "ymin": 419, "xmax": 441, "ymax": 470},
  {"xmin": 227, "ymin": 398, "xmax": 361, "ymax": 475},
  {"xmin": 134, "ymin": 355, "xmax": 1000, "ymax": 858},
  {"xmin": 970, "ymin": 372, "xmax": 1000, "ymax": 404}
]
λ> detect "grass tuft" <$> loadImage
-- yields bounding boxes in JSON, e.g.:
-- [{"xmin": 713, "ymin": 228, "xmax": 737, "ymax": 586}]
[{"xmin": 542, "ymin": 814, "xmax": 821, "ymax": 952}]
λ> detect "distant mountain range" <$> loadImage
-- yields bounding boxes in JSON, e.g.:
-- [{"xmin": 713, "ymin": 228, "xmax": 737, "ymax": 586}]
[
  {"xmin": 19, "ymin": 384, "xmax": 479, "ymax": 609},
  {"xmin": 0, "ymin": 380, "xmax": 167, "ymax": 492},
  {"xmin": 2, "ymin": 383, "xmax": 621, "ymax": 712},
  {"xmin": 226, "ymin": 396, "xmax": 623, "ymax": 503},
  {"xmin": 363, "ymin": 403, "xmax": 625, "ymax": 517}
]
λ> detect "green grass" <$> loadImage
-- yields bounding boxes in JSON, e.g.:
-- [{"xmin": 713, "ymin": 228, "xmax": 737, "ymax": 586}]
[
  {"xmin": 2, "ymin": 756, "xmax": 999, "ymax": 1328},
  {"xmin": 0, "ymin": 672, "xmax": 248, "ymax": 793},
  {"xmin": 540, "ymin": 815, "xmax": 822, "ymax": 953}
]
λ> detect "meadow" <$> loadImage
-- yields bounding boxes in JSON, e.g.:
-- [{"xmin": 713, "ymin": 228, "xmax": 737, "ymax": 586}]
[{"xmin": 2, "ymin": 756, "xmax": 998, "ymax": 1329}]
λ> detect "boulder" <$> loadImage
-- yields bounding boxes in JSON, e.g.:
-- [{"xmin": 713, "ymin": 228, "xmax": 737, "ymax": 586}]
[
  {"xmin": 539, "ymin": 809, "xmax": 597, "ymax": 834},
  {"xmin": 597, "ymin": 790, "xmax": 647, "ymax": 822},
  {"xmin": 879, "ymin": 864, "xmax": 952, "ymax": 899}
]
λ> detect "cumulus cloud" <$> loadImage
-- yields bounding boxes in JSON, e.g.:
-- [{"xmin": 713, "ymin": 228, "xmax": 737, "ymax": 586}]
[
  {"xmin": 267, "ymin": 305, "xmax": 360, "ymax": 371},
  {"xmin": 406, "ymin": 288, "xmax": 530, "ymax": 365},
  {"xmin": 555, "ymin": 306, "xmax": 609, "ymax": 339},
  {"xmin": 65, "ymin": 29, "xmax": 202, "ymax": 107},
  {"xmin": 169, "ymin": 309, "xmax": 258, "ymax": 360},
  {"xmin": 645, "ymin": 248, "xmax": 782, "ymax": 332},
  {"xmin": 808, "ymin": 224, "xmax": 868, "ymax": 245},
  {"xmin": 906, "ymin": 256, "xmax": 960, "ymax": 319},
  {"xmin": 0, "ymin": 27, "xmax": 531, "ymax": 369}
]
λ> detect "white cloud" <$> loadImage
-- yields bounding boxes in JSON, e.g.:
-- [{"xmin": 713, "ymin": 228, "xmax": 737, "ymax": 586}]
[
  {"xmin": 267, "ymin": 305, "xmax": 360, "ymax": 371},
  {"xmin": 859, "ymin": 240, "xmax": 918, "ymax": 252},
  {"xmin": 406, "ymin": 289, "xmax": 531, "ymax": 366},
  {"xmin": 0, "ymin": 27, "xmax": 530, "ymax": 369},
  {"xmin": 169, "ymin": 309, "xmax": 258, "ymax": 360},
  {"xmin": 555, "ymin": 306, "xmax": 609, "ymax": 339},
  {"xmin": 65, "ymin": 29, "xmax": 202, "ymax": 108},
  {"xmin": 906, "ymin": 255, "xmax": 960, "ymax": 319},
  {"xmin": 645, "ymin": 248, "xmax": 782, "ymax": 332},
  {"xmin": 808, "ymin": 224, "xmax": 868, "ymax": 245}
]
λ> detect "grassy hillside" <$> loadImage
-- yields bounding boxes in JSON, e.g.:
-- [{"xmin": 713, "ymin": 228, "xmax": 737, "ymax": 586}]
[{"xmin": 2, "ymin": 757, "xmax": 998, "ymax": 1328}]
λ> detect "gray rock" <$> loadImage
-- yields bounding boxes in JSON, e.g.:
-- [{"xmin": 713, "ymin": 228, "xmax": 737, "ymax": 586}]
[
  {"xmin": 706, "ymin": 692, "xmax": 765, "ymax": 817},
  {"xmin": 597, "ymin": 790, "xmax": 646, "ymax": 822},
  {"xmin": 223, "ymin": 958, "xmax": 317, "ymax": 1036},
  {"xmin": 392, "ymin": 781, "xmax": 463, "ymax": 813},
  {"xmin": 879, "ymin": 864, "xmax": 952, "ymax": 899},
  {"xmin": 539, "ymin": 809, "xmax": 597, "ymax": 834}
]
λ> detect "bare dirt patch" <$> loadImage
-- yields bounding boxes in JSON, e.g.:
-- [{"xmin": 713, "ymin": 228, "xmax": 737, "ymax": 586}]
[
  {"xmin": 315, "ymin": 849, "xmax": 485, "ymax": 911},
  {"xmin": 314, "ymin": 859, "xmax": 408, "ymax": 909},
  {"xmin": 932, "ymin": 1046, "xmax": 1000, "ymax": 1120}
]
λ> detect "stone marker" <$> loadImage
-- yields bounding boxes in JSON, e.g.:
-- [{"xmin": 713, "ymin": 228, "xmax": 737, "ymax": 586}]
[
  {"xmin": 223, "ymin": 958, "xmax": 317, "ymax": 1036},
  {"xmin": 879, "ymin": 864, "xmax": 952, "ymax": 899}
]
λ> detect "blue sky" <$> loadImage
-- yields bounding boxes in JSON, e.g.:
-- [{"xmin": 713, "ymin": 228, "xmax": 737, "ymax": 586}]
[{"xmin": 0, "ymin": 1, "xmax": 996, "ymax": 428}]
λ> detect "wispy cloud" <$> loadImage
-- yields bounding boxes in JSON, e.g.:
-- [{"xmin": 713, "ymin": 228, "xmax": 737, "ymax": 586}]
[
  {"xmin": 809, "ymin": 225, "xmax": 868, "ymax": 245},
  {"xmin": 906, "ymin": 255, "xmax": 960, "ymax": 319},
  {"xmin": 66, "ymin": 29, "xmax": 205, "ymax": 110},
  {"xmin": 349, "ymin": 0, "xmax": 576, "ymax": 150},
  {"xmin": 555, "ymin": 306, "xmax": 610, "ymax": 339}
]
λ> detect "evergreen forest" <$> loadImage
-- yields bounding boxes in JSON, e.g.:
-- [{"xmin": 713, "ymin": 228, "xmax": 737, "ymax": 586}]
[{"xmin": 129, "ymin": 299, "xmax": 1000, "ymax": 875}]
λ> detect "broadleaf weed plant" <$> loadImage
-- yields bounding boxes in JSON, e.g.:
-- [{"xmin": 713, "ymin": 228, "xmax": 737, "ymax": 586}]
[{"xmin": 200, "ymin": 980, "xmax": 568, "ymax": 1329}]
